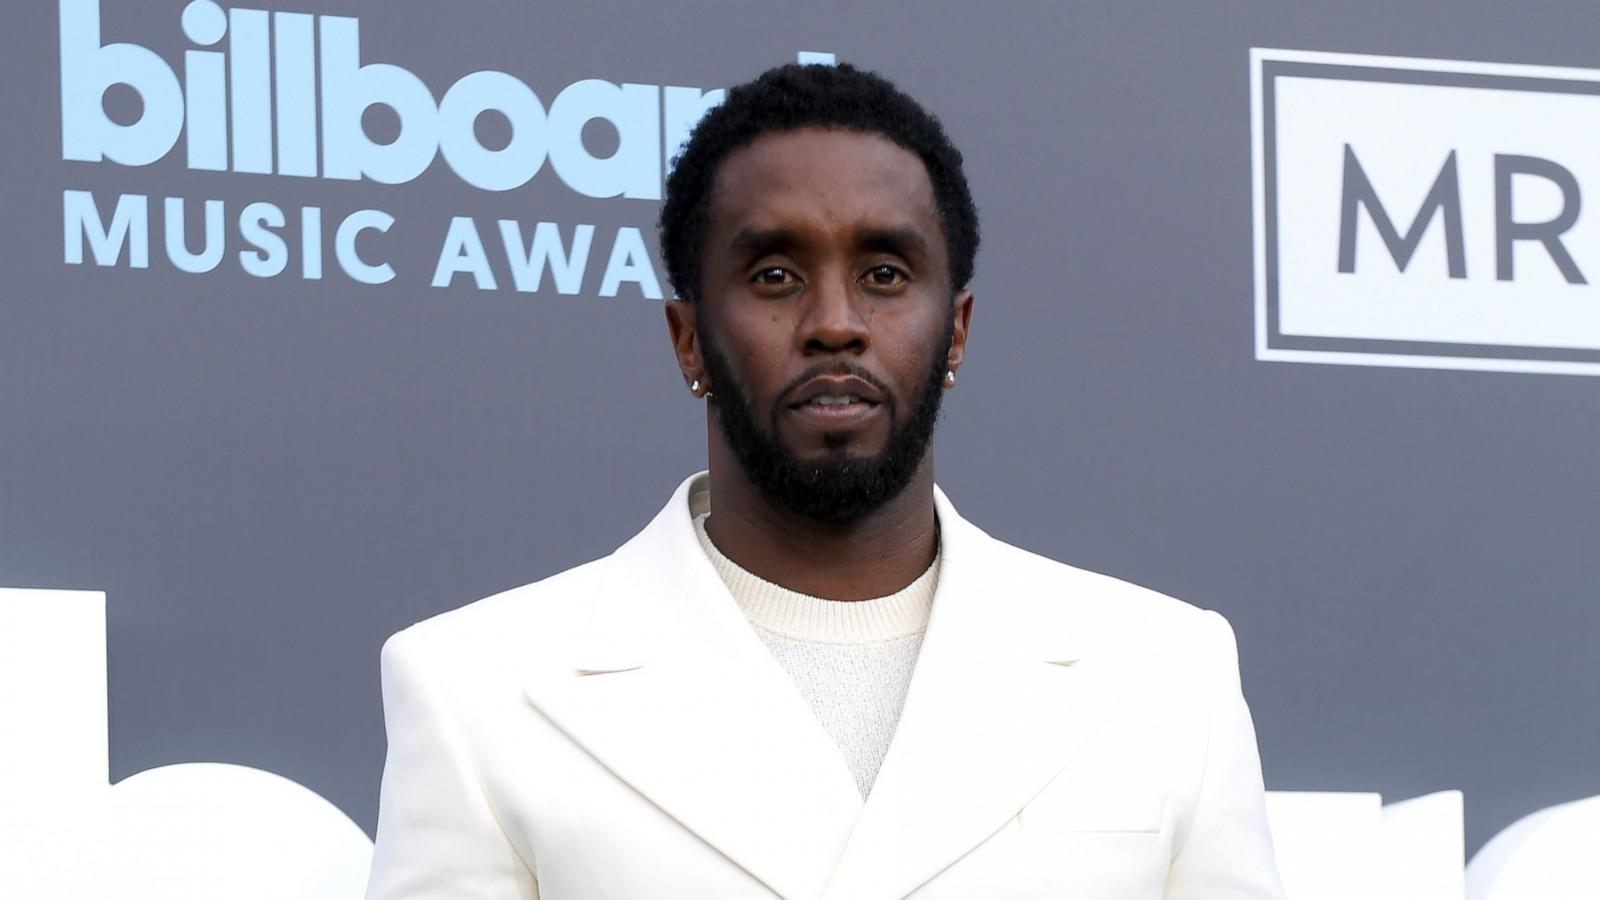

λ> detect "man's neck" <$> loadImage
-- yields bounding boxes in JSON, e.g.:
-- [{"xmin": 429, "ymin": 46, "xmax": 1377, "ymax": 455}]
[{"xmin": 702, "ymin": 444, "xmax": 940, "ymax": 603}]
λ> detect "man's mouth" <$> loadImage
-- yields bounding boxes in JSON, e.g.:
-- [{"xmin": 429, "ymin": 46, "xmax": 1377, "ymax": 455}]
[
  {"xmin": 786, "ymin": 373, "xmax": 887, "ymax": 407},
  {"xmin": 787, "ymin": 393, "xmax": 882, "ymax": 429},
  {"xmin": 804, "ymin": 394, "xmax": 870, "ymax": 406},
  {"xmin": 781, "ymin": 372, "xmax": 889, "ymax": 430}
]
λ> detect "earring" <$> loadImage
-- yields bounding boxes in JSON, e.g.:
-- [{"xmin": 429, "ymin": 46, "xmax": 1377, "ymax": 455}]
[
  {"xmin": 945, "ymin": 370, "xmax": 956, "ymax": 386},
  {"xmin": 690, "ymin": 379, "xmax": 701, "ymax": 393}
]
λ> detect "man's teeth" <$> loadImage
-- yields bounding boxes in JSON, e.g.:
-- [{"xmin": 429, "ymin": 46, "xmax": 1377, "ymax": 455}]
[{"xmin": 809, "ymin": 394, "xmax": 863, "ymax": 406}]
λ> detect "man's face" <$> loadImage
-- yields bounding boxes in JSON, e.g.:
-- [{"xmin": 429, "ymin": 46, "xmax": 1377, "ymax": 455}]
[{"xmin": 680, "ymin": 127, "xmax": 972, "ymax": 524}]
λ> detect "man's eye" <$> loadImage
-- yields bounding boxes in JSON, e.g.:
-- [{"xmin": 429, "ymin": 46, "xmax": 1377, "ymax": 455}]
[
  {"xmin": 864, "ymin": 265, "xmax": 908, "ymax": 287},
  {"xmin": 753, "ymin": 267, "xmax": 796, "ymax": 287}
]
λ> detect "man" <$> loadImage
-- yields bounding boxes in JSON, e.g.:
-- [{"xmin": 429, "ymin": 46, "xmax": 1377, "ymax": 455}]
[{"xmin": 364, "ymin": 63, "xmax": 1285, "ymax": 899}]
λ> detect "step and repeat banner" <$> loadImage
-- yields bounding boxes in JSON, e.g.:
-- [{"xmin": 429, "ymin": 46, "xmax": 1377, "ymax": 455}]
[{"xmin": 3, "ymin": 0, "xmax": 1597, "ymax": 895}]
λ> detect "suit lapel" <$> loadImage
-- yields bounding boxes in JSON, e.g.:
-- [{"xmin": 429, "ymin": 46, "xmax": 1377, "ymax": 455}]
[
  {"xmin": 523, "ymin": 474, "xmax": 1124, "ymax": 900},
  {"xmin": 522, "ymin": 475, "xmax": 865, "ymax": 900},
  {"xmin": 820, "ymin": 487, "xmax": 1123, "ymax": 900}
]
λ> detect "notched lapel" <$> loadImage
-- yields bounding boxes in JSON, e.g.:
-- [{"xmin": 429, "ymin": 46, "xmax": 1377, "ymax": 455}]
[
  {"xmin": 521, "ymin": 478, "xmax": 865, "ymax": 900},
  {"xmin": 519, "ymin": 476, "xmax": 1124, "ymax": 900}
]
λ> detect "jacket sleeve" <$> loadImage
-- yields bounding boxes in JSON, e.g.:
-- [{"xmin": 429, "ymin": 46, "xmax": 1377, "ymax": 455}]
[
  {"xmin": 365, "ymin": 628, "xmax": 540, "ymax": 900},
  {"xmin": 1164, "ymin": 610, "xmax": 1287, "ymax": 900}
]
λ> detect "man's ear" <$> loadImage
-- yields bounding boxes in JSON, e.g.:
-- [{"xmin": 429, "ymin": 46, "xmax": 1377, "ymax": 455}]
[
  {"xmin": 664, "ymin": 297, "xmax": 703, "ymax": 389},
  {"xmin": 945, "ymin": 289, "xmax": 975, "ymax": 376}
]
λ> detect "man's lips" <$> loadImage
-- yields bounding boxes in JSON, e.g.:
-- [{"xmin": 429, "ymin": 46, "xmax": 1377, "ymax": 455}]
[
  {"xmin": 784, "ymin": 375, "xmax": 885, "ymax": 429},
  {"xmin": 785, "ymin": 375, "xmax": 886, "ymax": 408}
]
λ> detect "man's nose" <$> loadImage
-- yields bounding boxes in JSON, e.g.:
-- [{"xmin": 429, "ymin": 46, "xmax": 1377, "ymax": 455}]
[{"xmin": 796, "ymin": 271, "xmax": 869, "ymax": 354}]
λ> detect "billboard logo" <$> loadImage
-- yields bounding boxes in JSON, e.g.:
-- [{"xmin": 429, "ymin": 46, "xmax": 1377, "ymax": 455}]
[
  {"xmin": 61, "ymin": 0, "xmax": 728, "ymax": 197},
  {"xmin": 55, "ymin": 0, "xmax": 835, "ymax": 294},
  {"xmin": 1252, "ymin": 49, "xmax": 1600, "ymax": 377}
]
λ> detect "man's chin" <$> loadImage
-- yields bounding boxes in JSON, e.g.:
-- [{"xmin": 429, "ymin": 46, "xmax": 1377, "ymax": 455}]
[
  {"xmin": 789, "ymin": 455, "xmax": 887, "ymax": 480},
  {"xmin": 755, "ymin": 466, "xmax": 906, "ymax": 525},
  {"xmin": 775, "ymin": 416, "xmax": 890, "ymax": 454},
  {"xmin": 786, "ymin": 447, "xmax": 913, "ymax": 485}
]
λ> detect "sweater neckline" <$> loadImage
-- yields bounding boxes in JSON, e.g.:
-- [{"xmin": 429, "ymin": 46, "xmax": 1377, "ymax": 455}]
[{"xmin": 691, "ymin": 511, "xmax": 938, "ymax": 644}]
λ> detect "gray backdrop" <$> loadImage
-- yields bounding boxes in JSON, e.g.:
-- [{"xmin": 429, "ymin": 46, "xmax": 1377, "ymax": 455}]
[{"xmin": 4, "ymin": 0, "xmax": 1597, "ymax": 856}]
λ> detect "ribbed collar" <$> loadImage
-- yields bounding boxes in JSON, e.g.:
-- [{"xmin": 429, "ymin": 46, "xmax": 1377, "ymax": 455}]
[{"xmin": 691, "ymin": 510, "xmax": 938, "ymax": 644}]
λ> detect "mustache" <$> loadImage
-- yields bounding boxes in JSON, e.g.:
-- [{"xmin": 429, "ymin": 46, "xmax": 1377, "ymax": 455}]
[{"xmin": 777, "ymin": 362, "xmax": 895, "ymax": 406}]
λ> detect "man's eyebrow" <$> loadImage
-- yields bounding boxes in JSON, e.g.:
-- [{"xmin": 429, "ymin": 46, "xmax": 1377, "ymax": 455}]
[
  {"xmin": 856, "ymin": 226, "xmax": 928, "ymax": 260},
  {"xmin": 729, "ymin": 227, "xmax": 803, "ymax": 260},
  {"xmin": 727, "ymin": 224, "xmax": 930, "ymax": 262}
]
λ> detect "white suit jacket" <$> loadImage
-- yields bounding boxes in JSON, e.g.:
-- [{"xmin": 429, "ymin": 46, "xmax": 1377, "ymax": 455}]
[{"xmin": 364, "ymin": 473, "xmax": 1286, "ymax": 900}]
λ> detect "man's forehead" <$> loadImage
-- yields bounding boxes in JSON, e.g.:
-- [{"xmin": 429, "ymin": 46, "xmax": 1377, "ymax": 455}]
[{"xmin": 705, "ymin": 128, "xmax": 941, "ymax": 243}]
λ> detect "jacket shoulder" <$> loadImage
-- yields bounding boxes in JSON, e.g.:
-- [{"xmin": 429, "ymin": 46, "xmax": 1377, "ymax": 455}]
[
  {"xmin": 383, "ymin": 554, "xmax": 610, "ymax": 663},
  {"xmin": 997, "ymin": 536, "xmax": 1209, "ymax": 615},
  {"xmin": 983, "ymin": 534, "xmax": 1234, "ymax": 659}
]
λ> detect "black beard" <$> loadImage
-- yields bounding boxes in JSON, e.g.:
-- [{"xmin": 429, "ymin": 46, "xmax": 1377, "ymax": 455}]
[{"xmin": 697, "ymin": 314, "xmax": 953, "ymax": 526}]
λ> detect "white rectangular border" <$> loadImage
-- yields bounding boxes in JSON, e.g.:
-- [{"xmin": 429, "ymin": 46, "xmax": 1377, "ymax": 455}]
[{"xmin": 1250, "ymin": 47, "xmax": 1600, "ymax": 378}]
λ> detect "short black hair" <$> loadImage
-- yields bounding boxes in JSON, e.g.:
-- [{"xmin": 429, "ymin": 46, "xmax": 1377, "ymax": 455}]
[{"xmin": 658, "ymin": 62, "xmax": 980, "ymax": 302}]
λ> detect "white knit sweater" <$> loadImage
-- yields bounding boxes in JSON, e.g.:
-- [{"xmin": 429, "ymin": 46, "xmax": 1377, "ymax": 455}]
[{"xmin": 692, "ymin": 511, "xmax": 938, "ymax": 799}]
